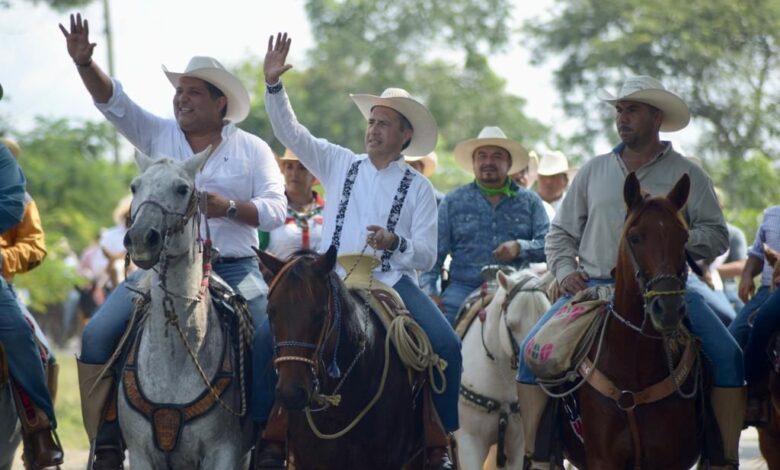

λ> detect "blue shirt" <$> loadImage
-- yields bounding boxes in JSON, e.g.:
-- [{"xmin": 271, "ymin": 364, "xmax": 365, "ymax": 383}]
[
  {"xmin": 0, "ymin": 143, "xmax": 25, "ymax": 233},
  {"xmin": 420, "ymin": 181, "xmax": 549, "ymax": 295},
  {"xmin": 748, "ymin": 205, "xmax": 780, "ymax": 286}
]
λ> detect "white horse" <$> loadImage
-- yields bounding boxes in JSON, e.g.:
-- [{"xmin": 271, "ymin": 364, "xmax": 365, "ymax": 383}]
[
  {"xmin": 119, "ymin": 149, "xmax": 252, "ymax": 469},
  {"xmin": 456, "ymin": 270, "xmax": 550, "ymax": 470}
]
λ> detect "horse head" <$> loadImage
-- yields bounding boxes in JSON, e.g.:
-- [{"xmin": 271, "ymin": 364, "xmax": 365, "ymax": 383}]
[
  {"xmin": 617, "ymin": 172, "xmax": 690, "ymax": 335},
  {"xmin": 493, "ymin": 270, "xmax": 551, "ymax": 365},
  {"xmin": 124, "ymin": 148, "xmax": 210, "ymax": 269},
  {"xmin": 258, "ymin": 245, "xmax": 340, "ymax": 410}
]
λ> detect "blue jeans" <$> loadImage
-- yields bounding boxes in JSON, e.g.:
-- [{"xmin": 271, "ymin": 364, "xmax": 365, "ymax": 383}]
[
  {"xmin": 0, "ymin": 278, "xmax": 55, "ymax": 424},
  {"xmin": 440, "ymin": 280, "xmax": 479, "ymax": 326},
  {"xmin": 687, "ymin": 275, "xmax": 736, "ymax": 326},
  {"xmin": 517, "ymin": 279, "xmax": 744, "ymax": 387},
  {"xmin": 744, "ymin": 287, "xmax": 780, "ymax": 382},
  {"xmin": 253, "ymin": 275, "xmax": 463, "ymax": 432},
  {"xmin": 729, "ymin": 285, "xmax": 771, "ymax": 348},
  {"xmin": 81, "ymin": 258, "xmax": 269, "ymax": 420}
]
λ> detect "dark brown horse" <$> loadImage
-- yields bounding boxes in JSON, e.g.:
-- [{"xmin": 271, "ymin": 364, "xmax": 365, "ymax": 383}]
[
  {"xmin": 258, "ymin": 247, "xmax": 425, "ymax": 470},
  {"xmin": 561, "ymin": 173, "xmax": 702, "ymax": 469}
]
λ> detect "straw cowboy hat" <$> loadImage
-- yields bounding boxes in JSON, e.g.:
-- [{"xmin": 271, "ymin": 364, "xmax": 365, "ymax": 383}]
[
  {"xmin": 537, "ymin": 150, "xmax": 577, "ymax": 179},
  {"xmin": 597, "ymin": 75, "xmax": 690, "ymax": 132},
  {"xmin": 404, "ymin": 152, "xmax": 438, "ymax": 177},
  {"xmin": 0, "ymin": 138, "xmax": 21, "ymax": 159},
  {"xmin": 278, "ymin": 148, "xmax": 299, "ymax": 162},
  {"xmin": 351, "ymin": 88, "xmax": 438, "ymax": 157},
  {"xmin": 163, "ymin": 56, "xmax": 251, "ymax": 124},
  {"xmin": 453, "ymin": 126, "xmax": 529, "ymax": 174}
]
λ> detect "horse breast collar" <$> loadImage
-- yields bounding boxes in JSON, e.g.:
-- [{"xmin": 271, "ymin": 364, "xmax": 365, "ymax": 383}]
[
  {"xmin": 330, "ymin": 159, "xmax": 416, "ymax": 272},
  {"xmin": 122, "ymin": 324, "xmax": 234, "ymax": 453}
]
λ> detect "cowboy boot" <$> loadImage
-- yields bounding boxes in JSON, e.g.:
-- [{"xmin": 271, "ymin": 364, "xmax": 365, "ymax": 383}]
[
  {"xmin": 78, "ymin": 359, "xmax": 124, "ymax": 469},
  {"xmin": 254, "ymin": 404, "xmax": 287, "ymax": 469},
  {"xmin": 517, "ymin": 383, "xmax": 551, "ymax": 470},
  {"xmin": 744, "ymin": 376, "xmax": 770, "ymax": 428},
  {"xmin": 422, "ymin": 387, "xmax": 455, "ymax": 469},
  {"xmin": 710, "ymin": 386, "xmax": 747, "ymax": 470},
  {"xmin": 11, "ymin": 381, "xmax": 64, "ymax": 469}
]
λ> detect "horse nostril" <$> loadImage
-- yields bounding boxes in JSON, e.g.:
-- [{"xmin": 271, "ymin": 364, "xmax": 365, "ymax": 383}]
[
  {"xmin": 145, "ymin": 229, "xmax": 161, "ymax": 249},
  {"xmin": 651, "ymin": 299, "xmax": 664, "ymax": 317}
]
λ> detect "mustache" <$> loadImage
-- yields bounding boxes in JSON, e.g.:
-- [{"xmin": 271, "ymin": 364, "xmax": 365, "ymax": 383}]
[
  {"xmin": 619, "ymin": 126, "xmax": 633, "ymax": 133},
  {"xmin": 479, "ymin": 165, "xmax": 498, "ymax": 171}
]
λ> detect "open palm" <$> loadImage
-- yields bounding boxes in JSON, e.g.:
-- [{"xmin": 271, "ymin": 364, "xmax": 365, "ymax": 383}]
[
  {"xmin": 58, "ymin": 13, "xmax": 96, "ymax": 65},
  {"xmin": 264, "ymin": 32, "xmax": 293, "ymax": 84}
]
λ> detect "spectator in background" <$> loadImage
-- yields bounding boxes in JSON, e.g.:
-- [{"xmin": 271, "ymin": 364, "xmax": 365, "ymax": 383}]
[
  {"xmin": 405, "ymin": 151, "xmax": 444, "ymax": 205},
  {"xmin": 535, "ymin": 150, "xmax": 576, "ymax": 215},
  {"xmin": 259, "ymin": 149, "xmax": 325, "ymax": 260}
]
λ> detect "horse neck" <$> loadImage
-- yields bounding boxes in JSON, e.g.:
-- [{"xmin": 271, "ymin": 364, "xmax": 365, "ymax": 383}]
[
  {"xmin": 482, "ymin": 291, "xmax": 508, "ymax": 360},
  {"xmin": 146, "ymin": 236, "xmax": 214, "ymax": 361}
]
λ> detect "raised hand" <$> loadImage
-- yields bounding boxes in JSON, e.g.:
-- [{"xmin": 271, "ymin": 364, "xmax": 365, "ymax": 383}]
[
  {"xmin": 58, "ymin": 13, "xmax": 96, "ymax": 66},
  {"xmin": 264, "ymin": 32, "xmax": 293, "ymax": 85}
]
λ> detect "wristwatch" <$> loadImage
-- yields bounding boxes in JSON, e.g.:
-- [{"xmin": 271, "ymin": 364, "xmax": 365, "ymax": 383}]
[{"xmin": 226, "ymin": 200, "xmax": 238, "ymax": 220}]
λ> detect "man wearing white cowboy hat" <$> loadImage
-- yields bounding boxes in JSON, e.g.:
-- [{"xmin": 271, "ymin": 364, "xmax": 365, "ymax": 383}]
[
  {"xmin": 60, "ymin": 13, "xmax": 286, "ymax": 468},
  {"xmin": 257, "ymin": 33, "xmax": 460, "ymax": 469},
  {"xmin": 516, "ymin": 75, "xmax": 743, "ymax": 470},
  {"xmin": 535, "ymin": 150, "xmax": 576, "ymax": 214},
  {"xmin": 420, "ymin": 126, "xmax": 549, "ymax": 325},
  {"xmin": 404, "ymin": 151, "xmax": 445, "ymax": 205}
]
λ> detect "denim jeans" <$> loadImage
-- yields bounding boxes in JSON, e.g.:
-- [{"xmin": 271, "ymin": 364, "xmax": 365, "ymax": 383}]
[
  {"xmin": 80, "ymin": 258, "xmax": 269, "ymax": 420},
  {"xmin": 0, "ymin": 278, "xmax": 54, "ymax": 424},
  {"xmin": 686, "ymin": 275, "xmax": 736, "ymax": 326},
  {"xmin": 253, "ymin": 275, "xmax": 463, "ymax": 432},
  {"xmin": 744, "ymin": 287, "xmax": 780, "ymax": 382},
  {"xmin": 517, "ymin": 278, "xmax": 744, "ymax": 387},
  {"xmin": 440, "ymin": 280, "xmax": 479, "ymax": 326},
  {"xmin": 729, "ymin": 285, "xmax": 771, "ymax": 348}
]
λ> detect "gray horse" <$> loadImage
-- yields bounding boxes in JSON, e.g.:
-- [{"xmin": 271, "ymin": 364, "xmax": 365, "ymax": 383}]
[
  {"xmin": 119, "ymin": 149, "xmax": 252, "ymax": 469},
  {"xmin": 0, "ymin": 374, "xmax": 22, "ymax": 470}
]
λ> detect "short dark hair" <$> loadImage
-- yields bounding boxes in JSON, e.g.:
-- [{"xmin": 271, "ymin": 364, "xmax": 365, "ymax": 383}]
[
  {"xmin": 399, "ymin": 114, "xmax": 413, "ymax": 151},
  {"xmin": 204, "ymin": 81, "xmax": 227, "ymax": 119}
]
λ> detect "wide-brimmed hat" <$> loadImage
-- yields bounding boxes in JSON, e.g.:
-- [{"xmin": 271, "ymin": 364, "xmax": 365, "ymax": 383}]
[
  {"xmin": 537, "ymin": 150, "xmax": 577, "ymax": 179},
  {"xmin": 163, "ymin": 56, "xmax": 250, "ymax": 124},
  {"xmin": 453, "ymin": 126, "xmax": 529, "ymax": 174},
  {"xmin": 597, "ymin": 75, "xmax": 690, "ymax": 132},
  {"xmin": 278, "ymin": 148, "xmax": 299, "ymax": 162},
  {"xmin": 0, "ymin": 138, "xmax": 21, "ymax": 159},
  {"xmin": 404, "ymin": 151, "xmax": 438, "ymax": 177},
  {"xmin": 351, "ymin": 88, "xmax": 438, "ymax": 156}
]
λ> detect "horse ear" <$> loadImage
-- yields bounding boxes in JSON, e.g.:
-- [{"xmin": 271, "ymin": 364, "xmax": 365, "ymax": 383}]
[
  {"xmin": 623, "ymin": 172, "xmax": 643, "ymax": 212},
  {"xmin": 313, "ymin": 245, "xmax": 338, "ymax": 275},
  {"xmin": 183, "ymin": 145, "xmax": 213, "ymax": 179},
  {"xmin": 253, "ymin": 246, "xmax": 285, "ymax": 283},
  {"xmin": 134, "ymin": 149, "xmax": 154, "ymax": 173},
  {"xmin": 666, "ymin": 173, "xmax": 690, "ymax": 211},
  {"xmin": 497, "ymin": 270, "xmax": 512, "ymax": 290}
]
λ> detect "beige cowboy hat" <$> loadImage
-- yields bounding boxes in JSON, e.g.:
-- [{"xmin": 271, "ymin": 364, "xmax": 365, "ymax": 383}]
[
  {"xmin": 537, "ymin": 150, "xmax": 577, "ymax": 179},
  {"xmin": 597, "ymin": 75, "xmax": 690, "ymax": 132},
  {"xmin": 0, "ymin": 137, "xmax": 21, "ymax": 159},
  {"xmin": 404, "ymin": 151, "xmax": 438, "ymax": 177},
  {"xmin": 278, "ymin": 148, "xmax": 299, "ymax": 162},
  {"xmin": 351, "ymin": 88, "xmax": 438, "ymax": 157},
  {"xmin": 453, "ymin": 126, "xmax": 529, "ymax": 174},
  {"xmin": 163, "ymin": 56, "xmax": 251, "ymax": 124}
]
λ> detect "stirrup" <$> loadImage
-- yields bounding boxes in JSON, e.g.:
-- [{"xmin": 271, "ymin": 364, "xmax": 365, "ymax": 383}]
[{"xmin": 254, "ymin": 439, "xmax": 286, "ymax": 469}]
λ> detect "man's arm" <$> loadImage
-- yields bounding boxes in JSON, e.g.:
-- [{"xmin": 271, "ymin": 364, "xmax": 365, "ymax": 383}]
[
  {"xmin": 516, "ymin": 193, "xmax": 550, "ymax": 263},
  {"xmin": 1, "ymin": 198, "xmax": 47, "ymax": 280},
  {"xmin": 0, "ymin": 145, "xmax": 25, "ymax": 234},
  {"xmin": 59, "ymin": 13, "xmax": 113, "ymax": 104},
  {"xmin": 684, "ymin": 167, "xmax": 729, "ymax": 260}
]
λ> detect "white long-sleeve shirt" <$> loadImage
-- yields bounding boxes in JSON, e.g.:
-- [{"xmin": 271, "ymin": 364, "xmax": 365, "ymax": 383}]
[
  {"xmin": 265, "ymin": 86, "xmax": 438, "ymax": 287},
  {"xmin": 95, "ymin": 79, "xmax": 286, "ymax": 258}
]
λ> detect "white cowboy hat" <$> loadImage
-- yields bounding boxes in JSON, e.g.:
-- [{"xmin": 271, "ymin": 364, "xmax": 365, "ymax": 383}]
[
  {"xmin": 537, "ymin": 150, "xmax": 577, "ymax": 179},
  {"xmin": 351, "ymin": 88, "xmax": 438, "ymax": 157},
  {"xmin": 404, "ymin": 151, "xmax": 438, "ymax": 177},
  {"xmin": 162, "ymin": 56, "xmax": 251, "ymax": 124},
  {"xmin": 597, "ymin": 75, "xmax": 690, "ymax": 132},
  {"xmin": 453, "ymin": 126, "xmax": 529, "ymax": 174}
]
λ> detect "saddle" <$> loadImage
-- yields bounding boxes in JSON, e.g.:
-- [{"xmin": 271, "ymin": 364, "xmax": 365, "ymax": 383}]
[{"xmin": 339, "ymin": 253, "xmax": 409, "ymax": 330}]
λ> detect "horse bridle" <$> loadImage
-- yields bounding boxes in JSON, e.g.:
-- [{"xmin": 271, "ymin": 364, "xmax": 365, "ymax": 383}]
[{"xmin": 129, "ymin": 189, "xmax": 201, "ymax": 239}]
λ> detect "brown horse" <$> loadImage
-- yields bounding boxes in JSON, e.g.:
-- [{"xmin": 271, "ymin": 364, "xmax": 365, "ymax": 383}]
[
  {"xmin": 257, "ymin": 247, "xmax": 426, "ymax": 470},
  {"xmin": 560, "ymin": 173, "xmax": 702, "ymax": 469}
]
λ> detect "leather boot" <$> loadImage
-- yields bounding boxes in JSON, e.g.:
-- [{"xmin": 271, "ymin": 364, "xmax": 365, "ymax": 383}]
[
  {"xmin": 46, "ymin": 360, "xmax": 59, "ymax": 405},
  {"xmin": 254, "ymin": 404, "xmax": 287, "ymax": 469},
  {"xmin": 517, "ymin": 383, "xmax": 551, "ymax": 470},
  {"xmin": 422, "ymin": 386, "xmax": 455, "ymax": 469},
  {"xmin": 78, "ymin": 359, "xmax": 124, "ymax": 469},
  {"xmin": 745, "ymin": 377, "xmax": 769, "ymax": 428},
  {"xmin": 11, "ymin": 381, "xmax": 64, "ymax": 469},
  {"xmin": 710, "ymin": 386, "xmax": 746, "ymax": 470}
]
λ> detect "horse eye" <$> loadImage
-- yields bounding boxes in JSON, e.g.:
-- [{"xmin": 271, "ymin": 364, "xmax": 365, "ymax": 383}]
[
  {"xmin": 628, "ymin": 233, "xmax": 641, "ymax": 244},
  {"xmin": 176, "ymin": 184, "xmax": 189, "ymax": 196},
  {"xmin": 130, "ymin": 183, "xmax": 137, "ymax": 194}
]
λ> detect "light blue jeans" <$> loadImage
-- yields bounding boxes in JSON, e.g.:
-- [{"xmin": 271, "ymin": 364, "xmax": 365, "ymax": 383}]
[
  {"xmin": 80, "ymin": 258, "xmax": 269, "ymax": 419},
  {"xmin": 0, "ymin": 278, "xmax": 55, "ymax": 424},
  {"xmin": 253, "ymin": 275, "xmax": 463, "ymax": 432},
  {"xmin": 440, "ymin": 280, "xmax": 479, "ymax": 326},
  {"xmin": 687, "ymin": 275, "xmax": 736, "ymax": 326},
  {"xmin": 728, "ymin": 285, "xmax": 771, "ymax": 348},
  {"xmin": 517, "ymin": 278, "xmax": 744, "ymax": 387}
]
